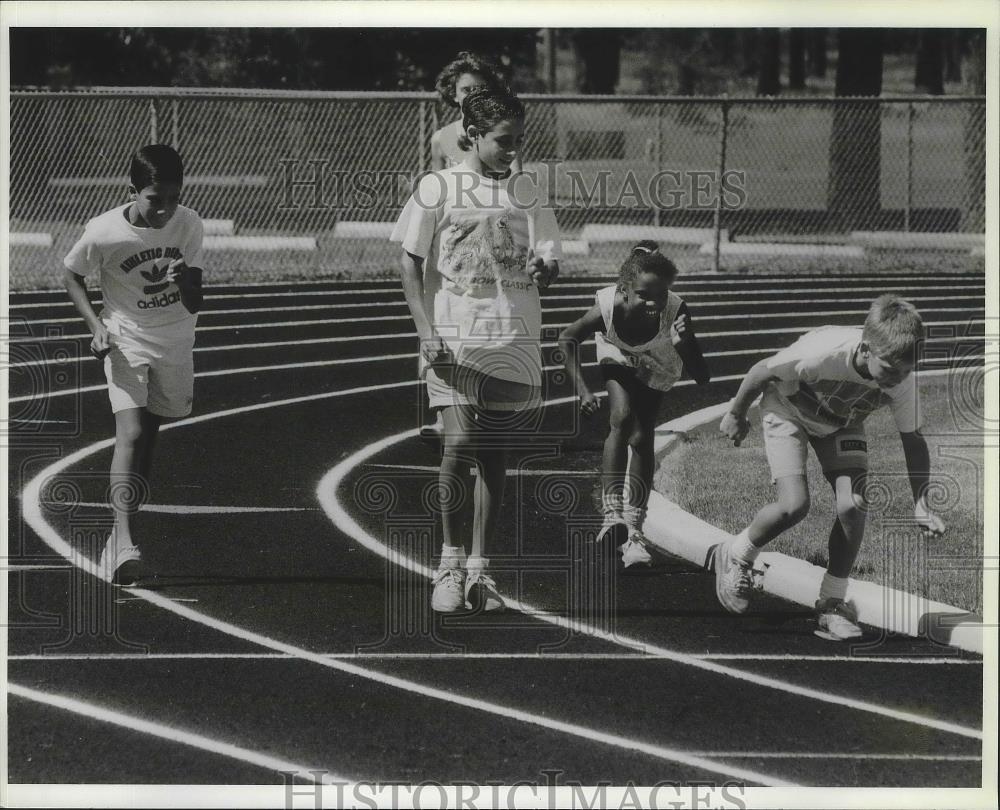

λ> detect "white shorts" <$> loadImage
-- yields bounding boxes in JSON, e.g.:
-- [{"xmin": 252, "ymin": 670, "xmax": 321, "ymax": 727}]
[
  {"xmin": 104, "ymin": 318, "xmax": 195, "ymax": 417},
  {"xmin": 762, "ymin": 409, "xmax": 868, "ymax": 482}
]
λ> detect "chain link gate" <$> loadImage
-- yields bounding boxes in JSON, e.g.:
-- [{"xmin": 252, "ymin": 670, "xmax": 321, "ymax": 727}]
[{"xmin": 8, "ymin": 88, "xmax": 986, "ymax": 288}]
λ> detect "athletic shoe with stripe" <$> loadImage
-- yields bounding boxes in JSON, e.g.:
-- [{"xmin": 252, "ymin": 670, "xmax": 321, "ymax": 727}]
[
  {"xmin": 814, "ymin": 598, "xmax": 863, "ymax": 641},
  {"xmin": 714, "ymin": 541, "xmax": 753, "ymax": 614}
]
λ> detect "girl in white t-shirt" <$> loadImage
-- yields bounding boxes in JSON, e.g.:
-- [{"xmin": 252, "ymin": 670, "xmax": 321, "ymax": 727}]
[
  {"xmin": 63, "ymin": 144, "xmax": 204, "ymax": 586},
  {"xmin": 559, "ymin": 242, "xmax": 710, "ymax": 568},
  {"xmin": 392, "ymin": 87, "xmax": 560, "ymax": 613}
]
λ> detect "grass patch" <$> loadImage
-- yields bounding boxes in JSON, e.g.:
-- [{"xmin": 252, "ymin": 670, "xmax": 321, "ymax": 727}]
[{"xmin": 656, "ymin": 373, "xmax": 985, "ymax": 614}]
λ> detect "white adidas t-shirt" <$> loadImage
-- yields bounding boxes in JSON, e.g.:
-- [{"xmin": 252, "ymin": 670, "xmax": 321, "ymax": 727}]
[
  {"xmin": 390, "ymin": 164, "xmax": 561, "ymax": 386},
  {"xmin": 762, "ymin": 326, "xmax": 920, "ymax": 437},
  {"xmin": 65, "ymin": 204, "xmax": 204, "ymax": 334}
]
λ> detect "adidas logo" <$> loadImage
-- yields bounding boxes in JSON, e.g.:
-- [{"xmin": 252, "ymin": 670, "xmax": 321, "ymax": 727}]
[{"xmin": 141, "ymin": 262, "xmax": 170, "ymax": 295}]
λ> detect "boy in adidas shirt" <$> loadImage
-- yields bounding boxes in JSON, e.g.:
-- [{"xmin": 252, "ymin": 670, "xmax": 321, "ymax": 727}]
[
  {"xmin": 64, "ymin": 144, "xmax": 204, "ymax": 585},
  {"xmin": 715, "ymin": 295, "xmax": 946, "ymax": 640}
]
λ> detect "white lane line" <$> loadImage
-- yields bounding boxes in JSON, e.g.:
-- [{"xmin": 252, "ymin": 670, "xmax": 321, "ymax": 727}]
[
  {"xmin": 9, "ymin": 347, "xmax": 983, "ymax": 405},
  {"xmin": 15, "ymin": 300, "xmax": 986, "ymax": 328},
  {"xmin": 317, "ymin": 416, "xmax": 984, "ymax": 742},
  {"xmin": 7, "ymin": 682, "xmax": 344, "ymax": 783},
  {"xmin": 8, "ymin": 314, "xmax": 989, "ymax": 345},
  {"xmin": 18, "ymin": 388, "xmax": 795, "ymax": 787},
  {"xmin": 366, "ymin": 463, "xmax": 596, "ymax": 477},
  {"xmin": 13, "ymin": 273, "xmax": 981, "ymax": 299},
  {"xmin": 8, "ymin": 652, "xmax": 982, "ymax": 664},
  {"xmin": 688, "ymin": 752, "xmax": 981, "ymax": 761},
  {"xmin": 8, "ymin": 280, "xmax": 986, "ymax": 309},
  {"xmin": 11, "ymin": 331, "xmax": 986, "ymax": 371},
  {"xmin": 10, "ymin": 289, "xmax": 986, "ymax": 316},
  {"xmin": 39, "ymin": 501, "xmax": 316, "ymax": 514}
]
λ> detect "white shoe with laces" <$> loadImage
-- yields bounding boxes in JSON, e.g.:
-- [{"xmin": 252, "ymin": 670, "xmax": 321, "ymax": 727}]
[
  {"xmin": 814, "ymin": 598, "xmax": 863, "ymax": 640},
  {"xmin": 620, "ymin": 533, "xmax": 654, "ymax": 568},
  {"xmin": 97, "ymin": 532, "xmax": 144, "ymax": 586},
  {"xmin": 431, "ymin": 565, "xmax": 466, "ymax": 613},
  {"xmin": 465, "ymin": 565, "xmax": 504, "ymax": 612},
  {"xmin": 714, "ymin": 541, "xmax": 753, "ymax": 614}
]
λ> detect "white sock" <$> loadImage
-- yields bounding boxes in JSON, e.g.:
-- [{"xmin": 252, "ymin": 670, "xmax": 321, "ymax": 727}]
[
  {"xmin": 440, "ymin": 544, "xmax": 466, "ymax": 568},
  {"xmin": 819, "ymin": 572, "xmax": 849, "ymax": 602},
  {"xmin": 602, "ymin": 490, "xmax": 624, "ymax": 516},
  {"xmin": 466, "ymin": 555, "xmax": 489, "ymax": 573},
  {"xmin": 731, "ymin": 529, "xmax": 761, "ymax": 564}
]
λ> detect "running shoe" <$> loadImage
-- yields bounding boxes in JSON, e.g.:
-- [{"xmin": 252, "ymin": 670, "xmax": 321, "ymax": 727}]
[
  {"xmin": 465, "ymin": 568, "xmax": 505, "ymax": 612},
  {"xmin": 98, "ymin": 535, "xmax": 145, "ymax": 587},
  {"xmin": 431, "ymin": 565, "xmax": 467, "ymax": 613},
  {"xmin": 620, "ymin": 533, "xmax": 654, "ymax": 568},
  {"xmin": 814, "ymin": 598, "xmax": 863, "ymax": 641},
  {"xmin": 714, "ymin": 541, "xmax": 753, "ymax": 614}
]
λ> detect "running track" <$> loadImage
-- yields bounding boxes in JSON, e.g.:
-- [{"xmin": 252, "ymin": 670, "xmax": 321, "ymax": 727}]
[{"xmin": 6, "ymin": 271, "xmax": 988, "ymax": 788}]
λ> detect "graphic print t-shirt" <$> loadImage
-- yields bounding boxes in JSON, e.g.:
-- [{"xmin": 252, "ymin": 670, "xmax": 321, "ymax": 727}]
[
  {"xmin": 64, "ymin": 204, "xmax": 204, "ymax": 333},
  {"xmin": 762, "ymin": 326, "xmax": 920, "ymax": 437},
  {"xmin": 390, "ymin": 164, "xmax": 561, "ymax": 385}
]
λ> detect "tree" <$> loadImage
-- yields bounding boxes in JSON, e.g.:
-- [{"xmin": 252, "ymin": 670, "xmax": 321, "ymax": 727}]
[
  {"xmin": 572, "ymin": 29, "xmax": 622, "ymax": 93},
  {"xmin": 828, "ymin": 28, "xmax": 884, "ymax": 230},
  {"xmin": 756, "ymin": 29, "xmax": 781, "ymax": 95},
  {"xmin": 914, "ymin": 30, "xmax": 944, "ymax": 94},
  {"xmin": 788, "ymin": 29, "xmax": 806, "ymax": 90},
  {"xmin": 961, "ymin": 31, "xmax": 986, "ymax": 232},
  {"xmin": 807, "ymin": 29, "xmax": 827, "ymax": 77}
]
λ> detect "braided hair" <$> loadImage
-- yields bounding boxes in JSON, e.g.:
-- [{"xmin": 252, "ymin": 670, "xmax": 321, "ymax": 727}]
[{"xmin": 617, "ymin": 241, "xmax": 678, "ymax": 291}]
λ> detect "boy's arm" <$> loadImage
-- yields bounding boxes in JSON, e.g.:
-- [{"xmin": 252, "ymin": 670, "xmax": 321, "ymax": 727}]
[
  {"xmin": 671, "ymin": 302, "xmax": 710, "ymax": 385},
  {"xmin": 899, "ymin": 429, "xmax": 947, "ymax": 537},
  {"xmin": 399, "ymin": 251, "xmax": 449, "ymax": 363},
  {"xmin": 63, "ymin": 268, "xmax": 110, "ymax": 356},
  {"xmin": 558, "ymin": 304, "xmax": 603, "ymax": 416},
  {"xmin": 719, "ymin": 358, "xmax": 780, "ymax": 446}
]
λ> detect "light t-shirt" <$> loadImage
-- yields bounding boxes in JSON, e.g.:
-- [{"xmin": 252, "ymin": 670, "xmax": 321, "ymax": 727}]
[
  {"xmin": 761, "ymin": 326, "xmax": 920, "ymax": 437},
  {"xmin": 433, "ymin": 120, "xmax": 466, "ymax": 168},
  {"xmin": 64, "ymin": 204, "xmax": 204, "ymax": 335},
  {"xmin": 390, "ymin": 163, "xmax": 561, "ymax": 386},
  {"xmin": 593, "ymin": 285, "xmax": 685, "ymax": 392}
]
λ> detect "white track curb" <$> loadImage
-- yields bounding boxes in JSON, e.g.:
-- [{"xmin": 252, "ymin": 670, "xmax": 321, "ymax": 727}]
[{"xmin": 645, "ymin": 396, "xmax": 985, "ymax": 655}]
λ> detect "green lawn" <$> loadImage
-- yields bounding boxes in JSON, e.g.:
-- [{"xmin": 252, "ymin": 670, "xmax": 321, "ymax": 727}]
[{"xmin": 656, "ymin": 373, "xmax": 986, "ymax": 614}]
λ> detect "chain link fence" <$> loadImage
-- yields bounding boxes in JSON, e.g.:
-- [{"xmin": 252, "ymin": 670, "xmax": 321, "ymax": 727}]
[{"xmin": 8, "ymin": 88, "xmax": 986, "ymax": 288}]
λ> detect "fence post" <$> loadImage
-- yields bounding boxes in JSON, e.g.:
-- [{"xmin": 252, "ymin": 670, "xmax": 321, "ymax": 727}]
[
  {"xmin": 149, "ymin": 98, "xmax": 158, "ymax": 143},
  {"xmin": 171, "ymin": 98, "xmax": 180, "ymax": 149},
  {"xmin": 905, "ymin": 101, "xmax": 914, "ymax": 232},
  {"xmin": 418, "ymin": 100, "xmax": 428, "ymax": 172},
  {"xmin": 712, "ymin": 98, "xmax": 730, "ymax": 274},
  {"xmin": 654, "ymin": 102, "xmax": 663, "ymax": 228}
]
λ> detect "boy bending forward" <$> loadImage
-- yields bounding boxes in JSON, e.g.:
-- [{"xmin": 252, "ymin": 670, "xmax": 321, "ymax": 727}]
[{"xmin": 716, "ymin": 295, "xmax": 946, "ymax": 640}]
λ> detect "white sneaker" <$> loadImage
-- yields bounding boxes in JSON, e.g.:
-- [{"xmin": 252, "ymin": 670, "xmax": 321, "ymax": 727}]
[
  {"xmin": 431, "ymin": 565, "xmax": 466, "ymax": 613},
  {"xmin": 97, "ymin": 534, "xmax": 144, "ymax": 586},
  {"xmin": 714, "ymin": 542, "xmax": 753, "ymax": 614},
  {"xmin": 465, "ymin": 568, "xmax": 505, "ymax": 612},
  {"xmin": 596, "ymin": 511, "xmax": 628, "ymax": 556},
  {"xmin": 815, "ymin": 598, "xmax": 863, "ymax": 641},
  {"xmin": 620, "ymin": 533, "xmax": 654, "ymax": 568}
]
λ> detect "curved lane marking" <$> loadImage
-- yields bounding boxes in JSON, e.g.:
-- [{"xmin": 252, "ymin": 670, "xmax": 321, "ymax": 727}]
[{"xmin": 19, "ymin": 387, "xmax": 796, "ymax": 787}]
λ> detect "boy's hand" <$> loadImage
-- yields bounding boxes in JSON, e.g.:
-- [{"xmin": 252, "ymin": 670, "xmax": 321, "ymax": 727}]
[
  {"xmin": 422, "ymin": 334, "xmax": 453, "ymax": 366},
  {"xmin": 90, "ymin": 323, "xmax": 111, "ymax": 360},
  {"xmin": 720, "ymin": 411, "xmax": 751, "ymax": 447},
  {"xmin": 914, "ymin": 496, "xmax": 946, "ymax": 538},
  {"xmin": 166, "ymin": 259, "xmax": 197, "ymax": 289},
  {"xmin": 579, "ymin": 390, "xmax": 601, "ymax": 417},
  {"xmin": 670, "ymin": 313, "xmax": 689, "ymax": 346},
  {"xmin": 527, "ymin": 254, "xmax": 557, "ymax": 290}
]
